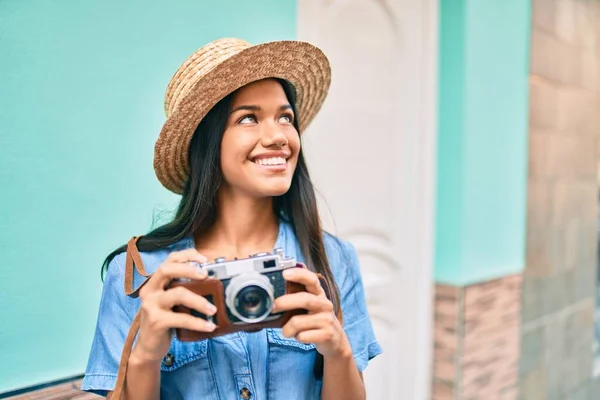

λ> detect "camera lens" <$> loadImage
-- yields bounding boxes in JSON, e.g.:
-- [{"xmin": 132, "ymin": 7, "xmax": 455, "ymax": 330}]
[
  {"xmin": 235, "ymin": 285, "xmax": 271, "ymax": 320},
  {"xmin": 225, "ymin": 272, "xmax": 275, "ymax": 324}
]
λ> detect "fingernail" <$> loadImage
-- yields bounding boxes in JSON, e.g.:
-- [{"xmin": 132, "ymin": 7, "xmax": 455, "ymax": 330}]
[
  {"xmin": 196, "ymin": 266, "xmax": 207, "ymax": 276},
  {"xmin": 206, "ymin": 322, "xmax": 216, "ymax": 331},
  {"xmin": 206, "ymin": 303, "xmax": 217, "ymax": 314},
  {"xmin": 283, "ymin": 269, "xmax": 295, "ymax": 277}
]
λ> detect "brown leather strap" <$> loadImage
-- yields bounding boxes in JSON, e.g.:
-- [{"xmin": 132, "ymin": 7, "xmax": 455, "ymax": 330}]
[
  {"xmin": 108, "ymin": 309, "xmax": 142, "ymax": 400},
  {"xmin": 110, "ymin": 236, "xmax": 150, "ymax": 399},
  {"xmin": 124, "ymin": 236, "xmax": 152, "ymax": 298}
]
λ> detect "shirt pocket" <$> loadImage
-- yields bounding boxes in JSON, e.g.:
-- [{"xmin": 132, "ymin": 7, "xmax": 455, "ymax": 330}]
[
  {"xmin": 160, "ymin": 338, "xmax": 209, "ymax": 372},
  {"xmin": 159, "ymin": 338, "xmax": 220, "ymax": 400},
  {"xmin": 266, "ymin": 329, "xmax": 321, "ymax": 399}
]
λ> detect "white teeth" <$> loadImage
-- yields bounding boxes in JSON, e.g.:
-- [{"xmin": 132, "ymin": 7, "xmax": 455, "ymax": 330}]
[{"xmin": 255, "ymin": 157, "xmax": 286, "ymax": 166}]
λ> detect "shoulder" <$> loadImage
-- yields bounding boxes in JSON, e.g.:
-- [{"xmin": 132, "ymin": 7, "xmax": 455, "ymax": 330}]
[
  {"xmin": 322, "ymin": 232, "xmax": 360, "ymax": 280},
  {"xmin": 323, "ymin": 232, "xmax": 357, "ymax": 261}
]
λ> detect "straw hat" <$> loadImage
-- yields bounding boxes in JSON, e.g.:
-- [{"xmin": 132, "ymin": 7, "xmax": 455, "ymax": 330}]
[{"xmin": 153, "ymin": 38, "xmax": 332, "ymax": 194}]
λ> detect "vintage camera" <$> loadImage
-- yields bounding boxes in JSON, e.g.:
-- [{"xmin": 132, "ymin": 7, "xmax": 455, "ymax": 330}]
[
  {"xmin": 203, "ymin": 248, "xmax": 296, "ymax": 325},
  {"xmin": 169, "ymin": 248, "xmax": 318, "ymax": 341}
]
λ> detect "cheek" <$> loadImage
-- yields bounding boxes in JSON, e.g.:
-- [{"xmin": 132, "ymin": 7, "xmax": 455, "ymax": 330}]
[
  {"xmin": 286, "ymin": 129, "xmax": 301, "ymax": 151},
  {"xmin": 219, "ymin": 133, "xmax": 255, "ymax": 178},
  {"xmin": 288, "ymin": 133, "xmax": 301, "ymax": 163}
]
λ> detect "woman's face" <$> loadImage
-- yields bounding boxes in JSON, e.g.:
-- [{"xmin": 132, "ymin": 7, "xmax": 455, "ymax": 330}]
[{"xmin": 219, "ymin": 79, "xmax": 300, "ymax": 199}]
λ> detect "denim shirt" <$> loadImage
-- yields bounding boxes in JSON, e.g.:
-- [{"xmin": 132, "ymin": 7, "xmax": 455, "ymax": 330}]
[{"xmin": 82, "ymin": 220, "xmax": 382, "ymax": 399}]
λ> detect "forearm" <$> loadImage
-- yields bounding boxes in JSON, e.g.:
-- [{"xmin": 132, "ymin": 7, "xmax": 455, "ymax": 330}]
[
  {"xmin": 321, "ymin": 348, "xmax": 365, "ymax": 400},
  {"xmin": 122, "ymin": 348, "xmax": 162, "ymax": 400}
]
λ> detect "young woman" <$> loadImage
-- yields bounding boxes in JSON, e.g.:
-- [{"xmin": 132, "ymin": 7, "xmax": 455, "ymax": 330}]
[{"xmin": 82, "ymin": 38, "xmax": 381, "ymax": 400}]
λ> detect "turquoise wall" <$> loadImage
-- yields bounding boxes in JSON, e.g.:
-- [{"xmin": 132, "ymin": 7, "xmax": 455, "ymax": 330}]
[
  {"xmin": 435, "ymin": 0, "xmax": 531, "ymax": 285},
  {"xmin": 0, "ymin": 0, "xmax": 296, "ymax": 392}
]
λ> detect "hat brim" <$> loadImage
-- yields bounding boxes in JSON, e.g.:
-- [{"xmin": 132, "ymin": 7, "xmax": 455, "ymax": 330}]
[{"xmin": 153, "ymin": 40, "xmax": 331, "ymax": 195}]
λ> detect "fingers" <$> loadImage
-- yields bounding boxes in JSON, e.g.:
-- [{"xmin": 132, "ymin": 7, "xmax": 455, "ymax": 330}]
[
  {"xmin": 144, "ymin": 308, "xmax": 217, "ymax": 333},
  {"xmin": 161, "ymin": 286, "xmax": 217, "ymax": 316},
  {"xmin": 273, "ymin": 291, "xmax": 333, "ymax": 314},
  {"xmin": 143, "ymin": 260, "xmax": 208, "ymax": 295},
  {"xmin": 281, "ymin": 312, "xmax": 337, "ymax": 338},
  {"xmin": 140, "ymin": 286, "xmax": 218, "ymax": 333},
  {"xmin": 294, "ymin": 329, "xmax": 333, "ymax": 345},
  {"xmin": 282, "ymin": 268, "xmax": 325, "ymax": 297}
]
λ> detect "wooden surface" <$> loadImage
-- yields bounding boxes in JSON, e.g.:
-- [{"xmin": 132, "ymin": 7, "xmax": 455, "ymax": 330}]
[{"xmin": 4, "ymin": 379, "xmax": 100, "ymax": 400}]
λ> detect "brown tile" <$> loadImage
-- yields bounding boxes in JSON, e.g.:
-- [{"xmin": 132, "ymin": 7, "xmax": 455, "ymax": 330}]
[
  {"xmin": 434, "ymin": 358, "xmax": 457, "ymax": 382},
  {"xmin": 529, "ymin": 76, "xmax": 559, "ymax": 130},
  {"xmin": 528, "ymin": 130, "xmax": 549, "ymax": 179},
  {"xmin": 526, "ymin": 226, "xmax": 562, "ymax": 276},
  {"xmin": 555, "ymin": 0, "xmax": 584, "ymax": 46},
  {"xmin": 580, "ymin": 48, "xmax": 600, "ymax": 92},
  {"xmin": 432, "ymin": 379, "xmax": 455, "ymax": 400},
  {"xmin": 555, "ymin": 0, "xmax": 600, "ymax": 49},
  {"xmin": 432, "ymin": 276, "xmax": 522, "ymax": 399},
  {"xmin": 435, "ymin": 300, "xmax": 460, "ymax": 320},
  {"xmin": 555, "ymin": 87, "xmax": 600, "ymax": 135},
  {"xmin": 436, "ymin": 284, "xmax": 460, "ymax": 299},
  {"xmin": 521, "ymin": 274, "xmax": 547, "ymax": 324},
  {"xmin": 504, "ymin": 274, "xmax": 524, "ymax": 287},
  {"xmin": 564, "ymin": 220, "xmax": 584, "ymax": 271},
  {"xmin": 551, "ymin": 180, "xmax": 597, "ymax": 225},
  {"xmin": 533, "ymin": 0, "xmax": 556, "ymax": 33},
  {"xmin": 518, "ymin": 368, "xmax": 547, "ymax": 400},
  {"xmin": 435, "ymin": 345, "xmax": 457, "ymax": 364},
  {"xmin": 531, "ymin": 29, "xmax": 583, "ymax": 88},
  {"xmin": 542, "ymin": 132, "xmax": 596, "ymax": 179},
  {"xmin": 499, "ymin": 385, "xmax": 519, "ymax": 400},
  {"xmin": 435, "ymin": 328, "xmax": 459, "ymax": 353},
  {"xmin": 522, "ymin": 1, "xmax": 600, "ymax": 398}
]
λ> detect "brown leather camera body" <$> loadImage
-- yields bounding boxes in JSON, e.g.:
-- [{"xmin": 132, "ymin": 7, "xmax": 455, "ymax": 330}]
[{"xmin": 169, "ymin": 263, "xmax": 327, "ymax": 341}]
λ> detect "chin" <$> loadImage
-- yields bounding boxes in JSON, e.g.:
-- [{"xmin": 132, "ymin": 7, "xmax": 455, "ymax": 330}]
[{"xmin": 256, "ymin": 182, "xmax": 292, "ymax": 197}]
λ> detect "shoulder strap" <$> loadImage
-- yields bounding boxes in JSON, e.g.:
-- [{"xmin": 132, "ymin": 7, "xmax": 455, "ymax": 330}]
[
  {"xmin": 124, "ymin": 236, "xmax": 152, "ymax": 298},
  {"xmin": 109, "ymin": 236, "xmax": 148, "ymax": 399},
  {"xmin": 108, "ymin": 309, "xmax": 141, "ymax": 399}
]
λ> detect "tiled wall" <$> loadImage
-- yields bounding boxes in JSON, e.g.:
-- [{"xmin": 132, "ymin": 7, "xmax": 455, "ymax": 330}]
[
  {"xmin": 519, "ymin": 0, "xmax": 600, "ymax": 398},
  {"xmin": 432, "ymin": 275, "xmax": 522, "ymax": 399}
]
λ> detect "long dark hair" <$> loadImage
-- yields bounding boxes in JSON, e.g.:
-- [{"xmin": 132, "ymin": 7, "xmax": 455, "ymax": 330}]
[{"xmin": 102, "ymin": 79, "xmax": 341, "ymax": 314}]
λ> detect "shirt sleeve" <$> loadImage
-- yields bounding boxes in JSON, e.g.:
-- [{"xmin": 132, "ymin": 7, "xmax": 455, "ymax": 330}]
[
  {"xmin": 81, "ymin": 253, "xmax": 137, "ymax": 396},
  {"xmin": 336, "ymin": 240, "xmax": 383, "ymax": 372}
]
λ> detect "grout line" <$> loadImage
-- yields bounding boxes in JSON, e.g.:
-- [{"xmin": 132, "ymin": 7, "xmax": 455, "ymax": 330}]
[
  {"xmin": 529, "ymin": 73, "xmax": 599, "ymax": 95},
  {"xmin": 521, "ymin": 298, "xmax": 594, "ymax": 332}
]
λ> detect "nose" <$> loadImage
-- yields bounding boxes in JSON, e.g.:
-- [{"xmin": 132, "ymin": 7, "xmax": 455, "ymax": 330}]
[{"xmin": 260, "ymin": 121, "xmax": 287, "ymax": 148}]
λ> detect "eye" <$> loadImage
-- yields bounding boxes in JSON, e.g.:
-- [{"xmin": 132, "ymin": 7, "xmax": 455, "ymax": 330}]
[
  {"xmin": 239, "ymin": 115, "xmax": 257, "ymax": 124},
  {"xmin": 278, "ymin": 113, "xmax": 294, "ymax": 124}
]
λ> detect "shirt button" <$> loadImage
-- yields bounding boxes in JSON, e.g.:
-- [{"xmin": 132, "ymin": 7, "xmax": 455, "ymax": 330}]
[
  {"xmin": 240, "ymin": 387, "xmax": 252, "ymax": 399},
  {"xmin": 163, "ymin": 352, "xmax": 175, "ymax": 367}
]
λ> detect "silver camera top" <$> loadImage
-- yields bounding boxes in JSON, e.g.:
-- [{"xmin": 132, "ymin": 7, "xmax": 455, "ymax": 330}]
[{"xmin": 202, "ymin": 247, "xmax": 296, "ymax": 280}]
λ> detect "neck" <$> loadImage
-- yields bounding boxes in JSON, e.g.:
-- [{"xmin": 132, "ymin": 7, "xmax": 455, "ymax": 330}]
[{"xmin": 195, "ymin": 189, "xmax": 280, "ymax": 259}]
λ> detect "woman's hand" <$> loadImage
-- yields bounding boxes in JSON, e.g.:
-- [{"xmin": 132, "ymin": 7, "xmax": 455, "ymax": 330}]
[
  {"xmin": 273, "ymin": 268, "xmax": 352, "ymax": 359},
  {"xmin": 131, "ymin": 249, "xmax": 218, "ymax": 365}
]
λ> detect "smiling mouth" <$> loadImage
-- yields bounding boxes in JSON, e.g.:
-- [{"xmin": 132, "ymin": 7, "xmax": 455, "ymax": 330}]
[{"xmin": 253, "ymin": 157, "xmax": 287, "ymax": 166}]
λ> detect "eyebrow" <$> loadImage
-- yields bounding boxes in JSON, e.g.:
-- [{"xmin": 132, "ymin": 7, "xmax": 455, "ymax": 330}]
[{"xmin": 229, "ymin": 104, "xmax": 292, "ymax": 114}]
